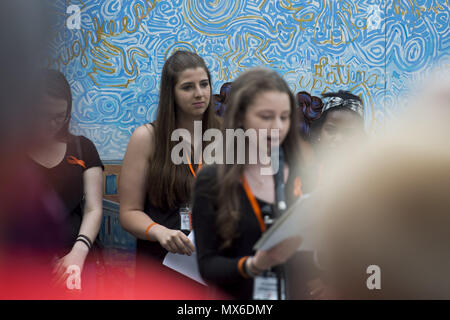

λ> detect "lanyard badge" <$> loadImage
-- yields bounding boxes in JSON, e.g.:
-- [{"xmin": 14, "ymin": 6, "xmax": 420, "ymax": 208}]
[
  {"xmin": 253, "ymin": 271, "xmax": 279, "ymax": 300},
  {"xmin": 180, "ymin": 153, "xmax": 201, "ymax": 232},
  {"xmin": 179, "ymin": 204, "xmax": 191, "ymax": 231}
]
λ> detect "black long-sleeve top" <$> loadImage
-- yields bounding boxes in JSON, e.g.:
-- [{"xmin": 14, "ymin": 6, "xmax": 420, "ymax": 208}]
[{"xmin": 192, "ymin": 164, "xmax": 303, "ymax": 299}]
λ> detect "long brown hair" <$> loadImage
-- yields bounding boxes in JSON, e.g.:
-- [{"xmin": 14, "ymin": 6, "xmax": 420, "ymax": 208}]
[
  {"xmin": 216, "ymin": 67, "xmax": 302, "ymax": 248},
  {"xmin": 147, "ymin": 51, "xmax": 221, "ymax": 210}
]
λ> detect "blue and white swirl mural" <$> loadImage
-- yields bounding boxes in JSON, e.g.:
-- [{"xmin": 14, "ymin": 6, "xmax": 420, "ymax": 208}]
[{"xmin": 48, "ymin": 0, "xmax": 449, "ymax": 160}]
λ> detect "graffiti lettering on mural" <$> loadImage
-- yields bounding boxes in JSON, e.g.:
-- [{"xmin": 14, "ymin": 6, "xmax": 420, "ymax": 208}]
[
  {"xmin": 49, "ymin": 0, "xmax": 159, "ymax": 88},
  {"xmin": 295, "ymin": 56, "xmax": 382, "ymax": 131}
]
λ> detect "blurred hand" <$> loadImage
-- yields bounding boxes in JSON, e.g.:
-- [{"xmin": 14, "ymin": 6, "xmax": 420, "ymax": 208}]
[
  {"xmin": 51, "ymin": 242, "xmax": 88, "ymax": 288},
  {"xmin": 308, "ymin": 278, "xmax": 339, "ymax": 300},
  {"xmin": 253, "ymin": 236, "xmax": 302, "ymax": 270}
]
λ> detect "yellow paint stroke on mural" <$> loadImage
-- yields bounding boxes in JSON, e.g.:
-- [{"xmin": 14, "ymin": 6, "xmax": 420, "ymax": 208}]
[
  {"xmin": 393, "ymin": 0, "xmax": 448, "ymax": 18},
  {"xmin": 89, "ymin": 41, "xmax": 148, "ymax": 88},
  {"xmin": 280, "ymin": 0, "xmax": 314, "ymax": 31},
  {"xmin": 181, "ymin": 1, "xmax": 296, "ymax": 78},
  {"xmin": 181, "ymin": 0, "xmax": 240, "ymax": 36},
  {"xmin": 312, "ymin": 0, "xmax": 368, "ymax": 46}
]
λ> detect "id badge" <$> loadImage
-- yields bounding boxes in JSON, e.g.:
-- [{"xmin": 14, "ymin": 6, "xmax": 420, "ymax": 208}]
[
  {"xmin": 179, "ymin": 205, "xmax": 191, "ymax": 231},
  {"xmin": 253, "ymin": 271, "xmax": 278, "ymax": 300}
]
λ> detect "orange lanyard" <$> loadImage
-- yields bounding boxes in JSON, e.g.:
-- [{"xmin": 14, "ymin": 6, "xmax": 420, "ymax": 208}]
[
  {"xmin": 242, "ymin": 174, "xmax": 304, "ymax": 233},
  {"xmin": 184, "ymin": 153, "xmax": 202, "ymax": 231},
  {"xmin": 242, "ymin": 175, "xmax": 266, "ymax": 233},
  {"xmin": 185, "ymin": 153, "xmax": 202, "ymax": 178}
]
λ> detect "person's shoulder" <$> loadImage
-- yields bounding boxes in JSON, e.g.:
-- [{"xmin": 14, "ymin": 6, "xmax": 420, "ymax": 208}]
[
  {"xmin": 132, "ymin": 123, "xmax": 155, "ymax": 143},
  {"xmin": 67, "ymin": 134, "xmax": 94, "ymax": 149},
  {"xmin": 125, "ymin": 123, "xmax": 155, "ymax": 159},
  {"xmin": 76, "ymin": 134, "xmax": 95, "ymax": 146},
  {"xmin": 72, "ymin": 135, "xmax": 100, "ymax": 154}
]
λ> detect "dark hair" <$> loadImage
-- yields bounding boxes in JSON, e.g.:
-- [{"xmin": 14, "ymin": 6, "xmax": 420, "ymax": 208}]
[
  {"xmin": 216, "ymin": 67, "xmax": 302, "ymax": 248},
  {"xmin": 147, "ymin": 51, "xmax": 221, "ymax": 210},
  {"xmin": 213, "ymin": 82, "xmax": 232, "ymax": 117},
  {"xmin": 296, "ymin": 91, "xmax": 323, "ymax": 142},
  {"xmin": 298, "ymin": 90, "xmax": 363, "ymax": 144},
  {"xmin": 39, "ymin": 69, "xmax": 73, "ymax": 141}
]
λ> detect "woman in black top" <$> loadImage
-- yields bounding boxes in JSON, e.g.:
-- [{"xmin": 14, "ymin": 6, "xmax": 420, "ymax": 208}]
[
  {"xmin": 192, "ymin": 67, "xmax": 306, "ymax": 299},
  {"xmin": 119, "ymin": 51, "xmax": 221, "ymax": 272},
  {"xmin": 27, "ymin": 70, "xmax": 104, "ymax": 287}
]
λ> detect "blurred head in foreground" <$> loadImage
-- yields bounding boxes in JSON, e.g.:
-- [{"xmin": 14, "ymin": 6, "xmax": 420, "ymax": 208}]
[
  {"xmin": 0, "ymin": 1, "xmax": 57, "ymax": 256},
  {"xmin": 315, "ymin": 78, "xmax": 450, "ymax": 299}
]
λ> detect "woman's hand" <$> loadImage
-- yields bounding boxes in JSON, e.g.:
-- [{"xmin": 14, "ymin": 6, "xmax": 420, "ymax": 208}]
[
  {"xmin": 152, "ymin": 225, "xmax": 195, "ymax": 256},
  {"xmin": 307, "ymin": 278, "xmax": 338, "ymax": 300},
  {"xmin": 252, "ymin": 236, "xmax": 302, "ymax": 271},
  {"xmin": 51, "ymin": 242, "xmax": 89, "ymax": 288}
]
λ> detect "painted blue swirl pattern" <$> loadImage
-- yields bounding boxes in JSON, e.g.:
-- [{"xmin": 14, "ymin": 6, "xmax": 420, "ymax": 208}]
[{"xmin": 47, "ymin": 0, "xmax": 449, "ymax": 160}]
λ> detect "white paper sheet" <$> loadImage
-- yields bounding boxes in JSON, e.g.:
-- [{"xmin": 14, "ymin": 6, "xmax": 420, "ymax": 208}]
[
  {"xmin": 162, "ymin": 232, "xmax": 207, "ymax": 286},
  {"xmin": 253, "ymin": 193, "xmax": 317, "ymax": 252}
]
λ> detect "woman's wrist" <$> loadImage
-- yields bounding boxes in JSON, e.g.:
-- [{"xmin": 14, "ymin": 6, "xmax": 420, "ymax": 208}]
[
  {"xmin": 72, "ymin": 241, "xmax": 90, "ymax": 256},
  {"xmin": 145, "ymin": 222, "xmax": 163, "ymax": 241}
]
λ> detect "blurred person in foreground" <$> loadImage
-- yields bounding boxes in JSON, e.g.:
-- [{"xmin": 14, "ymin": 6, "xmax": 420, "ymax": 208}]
[
  {"xmin": 0, "ymin": 0, "xmax": 71, "ymax": 298},
  {"xmin": 313, "ymin": 75, "xmax": 450, "ymax": 299}
]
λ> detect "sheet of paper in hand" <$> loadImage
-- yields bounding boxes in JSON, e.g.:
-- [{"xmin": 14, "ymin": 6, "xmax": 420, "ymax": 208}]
[
  {"xmin": 253, "ymin": 193, "xmax": 317, "ymax": 252},
  {"xmin": 162, "ymin": 232, "xmax": 207, "ymax": 286}
]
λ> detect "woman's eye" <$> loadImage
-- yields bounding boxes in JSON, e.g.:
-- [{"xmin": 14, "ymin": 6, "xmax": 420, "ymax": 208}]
[
  {"xmin": 281, "ymin": 116, "xmax": 290, "ymax": 121},
  {"xmin": 201, "ymin": 82, "xmax": 209, "ymax": 88}
]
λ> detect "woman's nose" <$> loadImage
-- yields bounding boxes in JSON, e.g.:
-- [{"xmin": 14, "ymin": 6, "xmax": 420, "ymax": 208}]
[
  {"xmin": 271, "ymin": 117, "xmax": 284, "ymax": 131},
  {"xmin": 194, "ymin": 85, "xmax": 203, "ymax": 98}
]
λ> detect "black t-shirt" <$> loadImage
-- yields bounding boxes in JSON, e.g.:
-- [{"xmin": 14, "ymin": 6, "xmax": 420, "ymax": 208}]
[
  {"xmin": 192, "ymin": 164, "xmax": 308, "ymax": 299},
  {"xmin": 29, "ymin": 135, "xmax": 103, "ymax": 253}
]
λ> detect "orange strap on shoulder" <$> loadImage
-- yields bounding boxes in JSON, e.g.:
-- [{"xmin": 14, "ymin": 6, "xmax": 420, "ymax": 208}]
[
  {"xmin": 185, "ymin": 153, "xmax": 202, "ymax": 178},
  {"xmin": 67, "ymin": 156, "xmax": 86, "ymax": 169},
  {"xmin": 241, "ymin": 175, "xmax": 266, "ymax": 233}
]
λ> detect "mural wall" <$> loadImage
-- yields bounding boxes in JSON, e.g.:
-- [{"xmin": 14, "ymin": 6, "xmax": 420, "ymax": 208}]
[{"xmin": 49, "ymin": 0, "xmax": 449, "ymax": 160}]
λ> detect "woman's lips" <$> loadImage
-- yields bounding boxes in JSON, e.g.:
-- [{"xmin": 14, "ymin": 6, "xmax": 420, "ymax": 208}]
[{"xmin": 193, "ymin": 102, "xmax": 205, "ymax": 107}]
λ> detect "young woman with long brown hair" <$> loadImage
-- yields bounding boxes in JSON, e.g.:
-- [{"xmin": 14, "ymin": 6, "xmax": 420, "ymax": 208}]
[
  {"xmin": 119, "ymin": 51, "xmax": 221, "ymax": 274},
  {"xmin": 192, "ymin": 67, "xmax": 309, "ymax": 299}
]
